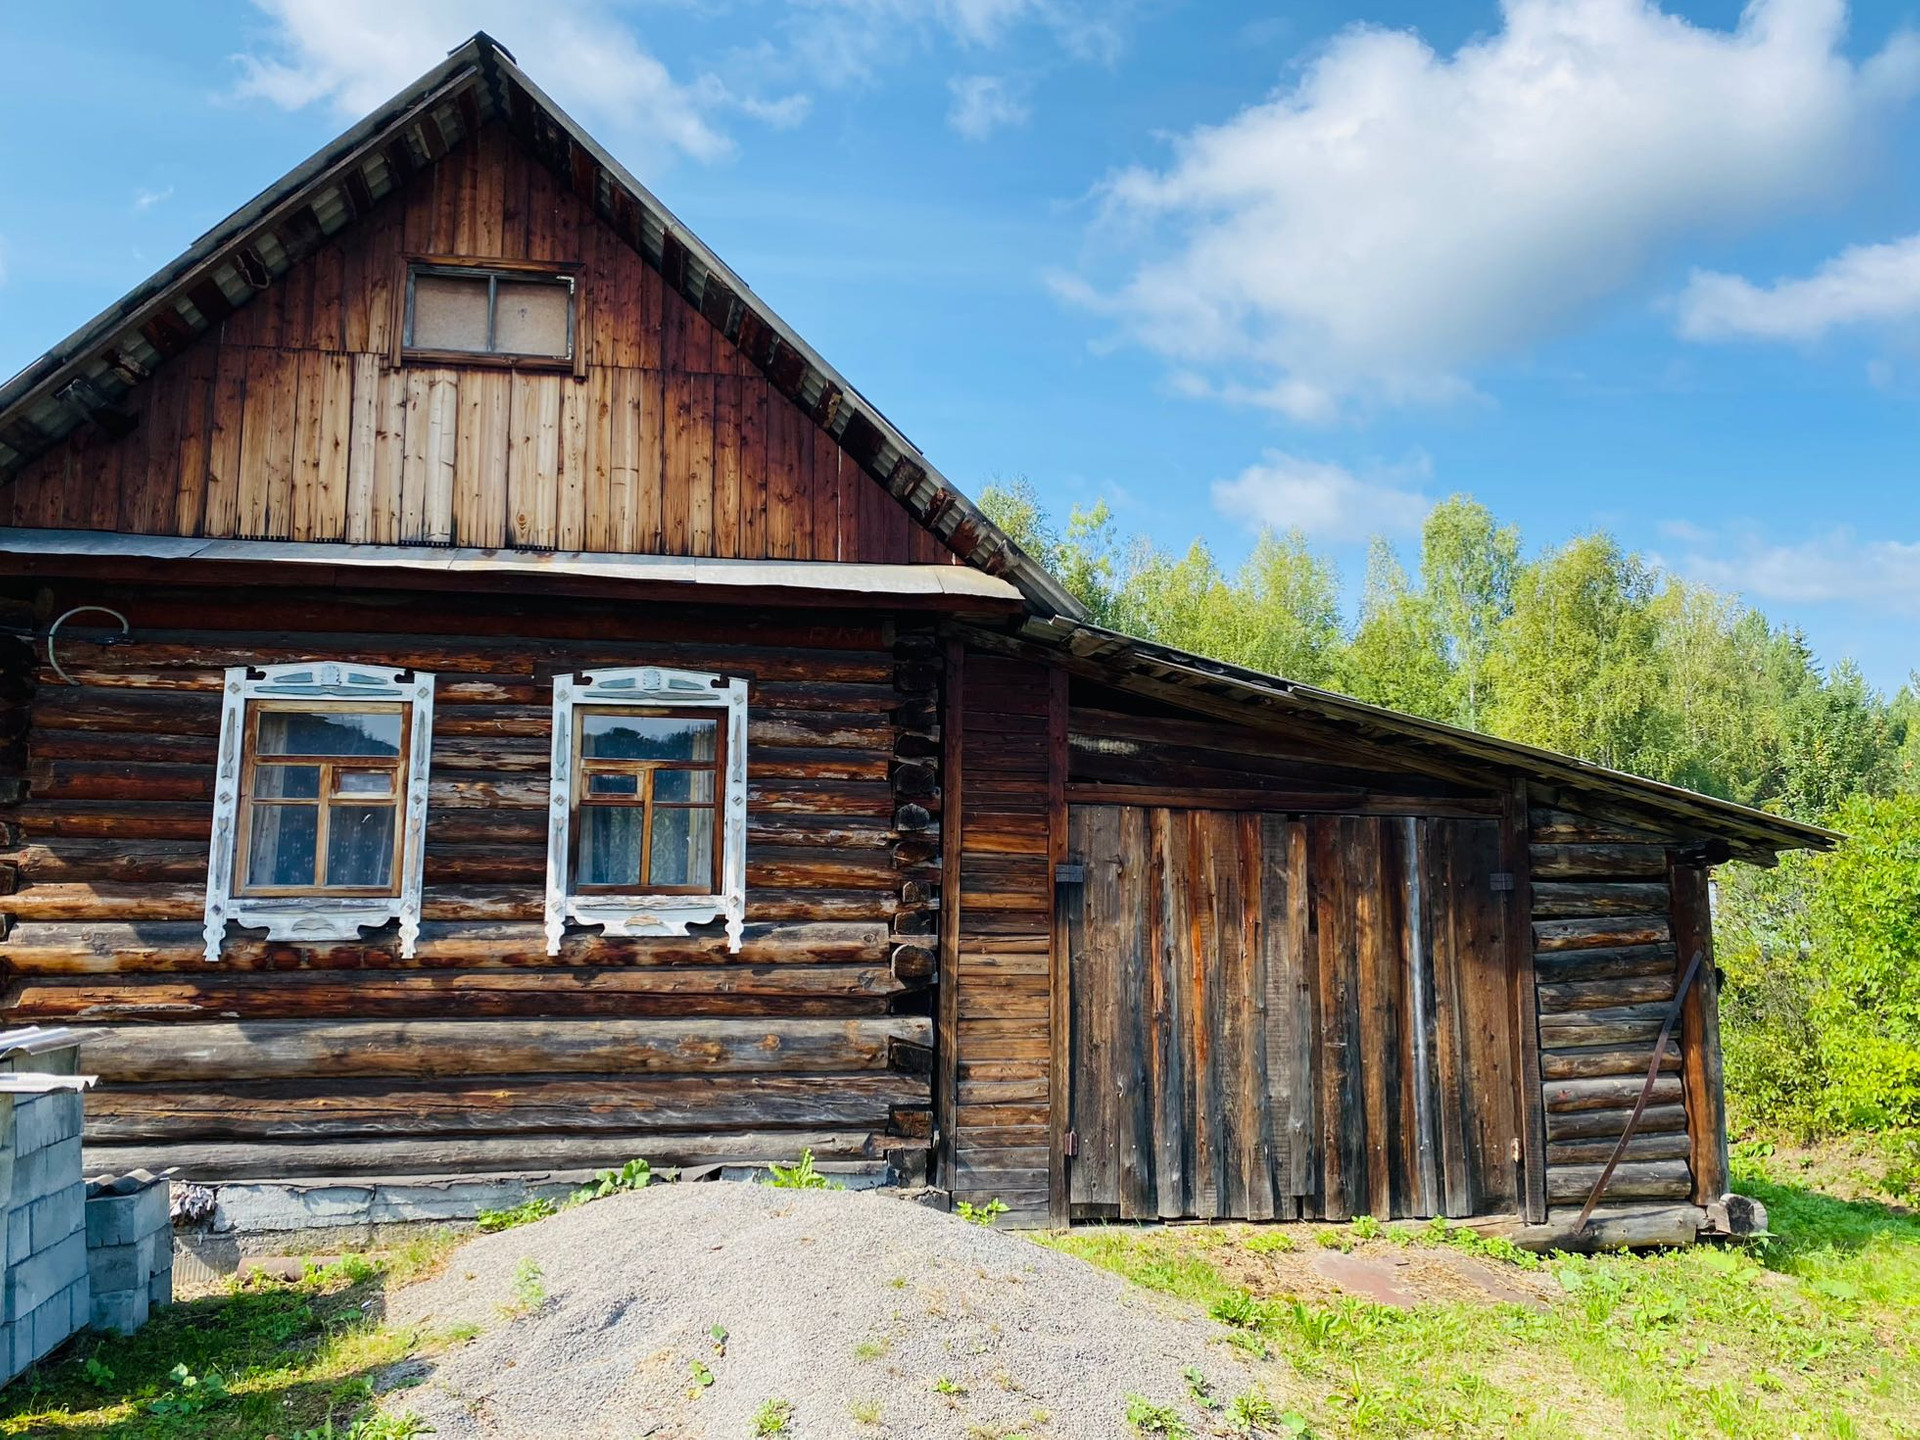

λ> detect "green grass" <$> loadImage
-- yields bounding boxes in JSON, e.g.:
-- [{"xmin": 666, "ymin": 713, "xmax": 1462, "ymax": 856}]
[
  {"xmin": 0, "ymin": 1240, "xmax": 459, "ymax": 1438},
  {"xmin": 1038, "ymin": 1150, "xmax": 1920, "ymax": 1438}
]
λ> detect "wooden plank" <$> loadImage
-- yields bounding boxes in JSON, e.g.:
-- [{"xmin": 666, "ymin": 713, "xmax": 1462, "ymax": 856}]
[
  {"xmin": 172, "ymin": 346, "xmax": 217, "ymax": 536},
  {"xmin": 556, "ymin": 371, "xmax": 589, "ymax": 550},
  {"xmin": 1354, "ymin": 816, "xmax": 1394, "ymax": 1218},
  {"xmin": 1427, "ymin": 819, "xmax": 1474, "ymax": 1216},
  {"xmin": 369, "ymin": 365, "xmax": 406, "ymax": 544},
  {"xmin": 1044, "ymin": 661, "xmax": 1069, "ymax": 1223},
  {"xmin": 634, "ymin": 368, "xmax": 664, "ymax": 550},
  {"xmin": 1068, "ymin": 804, "xmax": 1121, "ymax": 1210},
  {"xmin": 399, "ymin": 368, "xmax": 431, "ymax": 540},
  {"xmin": 507, "ymin": 372, "xmax": 560, "ymax": 547},
  {"xmin": 1399, "ymin": 817, "xmax": 1441, "ymax": 1217},
  {"xmin": 582, "ymin": 366, "xmax": 615, "ymax": 551},
  {"xmin": 1149, "ymin": 806, "xmax": 1189, "ymax": 1217},
  {"xmin": 244, "ymin": 347, "xmax": 296, "ymax": 537},
  {"xmin": 312, "ymin": 353, "xmax": 353, "ymax": 541},
  {"xmin": 606, "ymin": 367, "xmax": 640, "ymax": 552},
  {"xmin": 686, "ymin": 372, "xmax": 715, "ymax": 556},
  {"xmin": 201, "ymin": 345, "xmax": 248, "ymax": 537},
  {"xmin": 713, "ymin": 375, "xmax": 742, "ymax": 559},
  {"xmin": 1504, "ymin": 781, "xmax": 1548, "ymax": 1223},
  {"xmin": 1115, "ymin": 806, "xmax": 1155, "ymax": 1219},
  {"xmin": 739, "ymin": 377, "xmax": 768, "ymax": 560},
  {"xmin": 343, "ymin": 354, "xmax": 380, "ymax": 543},
  {"xmin": 1670, "ymin": 861, "xmax": 1729, "ymax": 1205},
  {"xmin": 424, "ymin": 369, "xmax": 460, "ymax": 544},
  {"xmin": 453, "ymin": 369, "xmax": 510, "ymax": 548},
  {"xmin": 1236, "ymin": 811, "xmax": 1276, "ymax": 1220},
  {"xmin": 288, "ymin": 351, "xmax": 325, "ymax": 539}
]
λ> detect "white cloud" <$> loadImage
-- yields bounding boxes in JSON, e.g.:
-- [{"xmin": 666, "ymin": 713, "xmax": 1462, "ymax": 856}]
[
  {"xmin": 1678, "ymin": 231, "xmax": 1920, "ymax": 341},
  {"xmin": 1071, "ymin": 0, "xmax": 1920, "ymax": 419},
  {"xmin": 132, "ymin": 186, "xmax": 174, "ymax": 212},
  {"xmin": 234, "ymin": 0, "xmax": 735, "ymax": 165},
  {"xmin": 947, "ymin": 74, "xmax": 1031, "ymax": 139},
  {"xmin": 1672, "ymin": 524, "xmax": 1920, "ymax": 614},
  {"xmin": 775, "ymin": 0, "xmax": 1129, "ymax": 89},
  {"xmin": 1212, "ymin": 450, "xmax": 1430, "ymax": 542}
]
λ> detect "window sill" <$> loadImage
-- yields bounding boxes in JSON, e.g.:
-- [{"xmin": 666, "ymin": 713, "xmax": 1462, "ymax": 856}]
[{"xmin": 549, "ymin": 893, "xmax": 744, "ymax": 952}]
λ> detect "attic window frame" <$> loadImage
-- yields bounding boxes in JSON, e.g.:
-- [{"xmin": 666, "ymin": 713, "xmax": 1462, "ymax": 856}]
[{"xmin": 396, "ymin": 255, "xmax": 586, "ymax": 377}]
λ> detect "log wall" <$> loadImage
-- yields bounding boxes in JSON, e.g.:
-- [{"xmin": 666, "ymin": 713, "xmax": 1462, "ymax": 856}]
[
  {"xmin": 1529, "ymin": 806, "xmax": 1698, "ymax": 1209},
  {"xmin": 3, "ymin": 122, "xmax": 955, "ymax": 567},
  {"xmin": 0, "ymin": 578, "xmax": 934, "ymax": 1180}
]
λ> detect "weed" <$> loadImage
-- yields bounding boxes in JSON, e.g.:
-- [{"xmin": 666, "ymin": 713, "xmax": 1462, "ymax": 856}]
[
  {"xmin": 475, "ymin": 1197, "xmax": 557, "ymax": 1233},
  {"xmin": 291, "ymin": 1415, "xmax": 435, "ymax": 1440},
  {"xmin": 1225, "ymin": 1388, "xmax": 1308, "ymax": 1437},
  {"xmin": 888, "ymin": 1275, "xmax": 909, "ymax": 1288},
  {"xmin": 957, "ymin": 1198, "xmax": 1010, "ymax": 1226},
  {"xmin": 148, "ymin": 1362, "xmax": 229, "ymax": 1417},
  {"xmin": 688, "ymin": 1358, "xmax": 715, "ymax": 1395},
  {"xmin": 1244, "ymin": 1230, "xmax": 1295, "ymax": 1255},
  {"xmin": 1123, "ymin": 1393, "xmax": 1191, "ymax": 1437},
  {"xmin": 1312, "ymin": 1228, "xmax": 1351, "ymax": 1252},
  {"xmin": 570, "ymin": 1157, "xmax": 654, "ymax": 1204},
  {"xmin": 502, "ymin": 1256, "xmax": 547, "ymax": 1315},
  {"xmin": 1208, "ymin": 1287, "xmax": 1277, "ymax": 1329},
  {"xmin": 710, "ymin": 1321, "xmax": 729, "ymax": 1354},
  {"xmin": 934, "ymin": 1375, "xmax": 967, "ymax": 1396},
  {"xmin": 1182, "ymin": 1365, "xmax": 1216, "ymax": 1408},
  {"xmin": 81, "ymin": 1356, "xmax": 114, "ymax": 1386},
  {"xmin": 1225, "ymin": 1329, "xmax": 1271, "ymax": 1360},
  {"xmin": 853, "ymin": 1336, "xmax": 891, "ymax": 1361},
  {"xmin": 848, "ymin": 1397, "xmax": 884, "ymax": 1425},
  {"xmin": 766, "ymin": 1148, "xmax": 840, "ymax": 1190},
  {"xmin": 753, "ymin": 1397, "xmax": 796, "ymax": 1435},
  {"xmin": 1350, "ymin": 1214, "xmax": 1383, "ymax": 1240},
  {"xmin": 442, "ymin": 1320, "xmax": 481, "ymax": 1343}
]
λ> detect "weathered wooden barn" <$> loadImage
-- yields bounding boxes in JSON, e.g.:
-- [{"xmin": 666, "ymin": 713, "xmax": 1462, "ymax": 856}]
[{"xmin": 0, "ymin": 36, "xmax": 1831, "ymax": 1244}]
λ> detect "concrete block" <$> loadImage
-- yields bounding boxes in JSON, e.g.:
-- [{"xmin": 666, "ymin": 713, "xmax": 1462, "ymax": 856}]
[
  {"xmin": 86, "ymin": 1234, "xmax": 156, "ymax": 1295},
  {"xmin": 11, "ymin": 1093, "xmax": 82, "ymax": 1157},
  {"xmin": 148, "ymin": 1265, "xmax": 173, "ymax": 1312},
  {"xmin": 7, "ymin": 1206, "xmax": 29, "ymax": 1267},
  {"xmin": 86, "ymin": 1180, "xmax": 169, "ymax": 1248},
  {"xmin": 89, "ymin": 1285, "xmax": 147, "ymax": 1337},
  {"xmin": 6, "ymin": 1231, "xmax": 86, "ymax": 1320},
  {"xmin": 29, "ymin": 1183, "xmax": 84, "ymax": 1252},
  {"xmin": 16, "ymin": 1137, "xmax": 82, "ymax": 1202}
]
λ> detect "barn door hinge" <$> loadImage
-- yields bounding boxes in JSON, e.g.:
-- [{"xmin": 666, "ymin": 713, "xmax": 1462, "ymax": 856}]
[
  {"xmin": 1489, "ymin": 872, "xmax": 1515, "ymax": 893},
  {"xmin": 1063, "ymin": 1129, "xmax": 1078, "ymax": 1157}
]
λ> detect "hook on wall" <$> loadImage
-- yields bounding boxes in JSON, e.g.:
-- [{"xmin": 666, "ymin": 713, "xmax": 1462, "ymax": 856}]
[{"xmin": 47, "ymin": 605, "xmax": 130, "ymax": 686}]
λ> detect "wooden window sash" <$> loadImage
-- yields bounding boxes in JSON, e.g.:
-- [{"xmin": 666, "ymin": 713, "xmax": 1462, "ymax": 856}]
[
  {"xmin": 568, "ymin": 708, "xmax": 724, "ymax": 897},
  {"xmin": 398, "ymin": 255, "xmax": 584, "ymax": 375},
  {"xmin": 234, "ymin": 700, "xmax": 410, "ymax": 898}
]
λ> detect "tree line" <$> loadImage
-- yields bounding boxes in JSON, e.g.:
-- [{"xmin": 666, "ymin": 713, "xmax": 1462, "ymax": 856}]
[{"xmin": 981, "ymin": 480, "xmax": 1920, "ymax": 1135}]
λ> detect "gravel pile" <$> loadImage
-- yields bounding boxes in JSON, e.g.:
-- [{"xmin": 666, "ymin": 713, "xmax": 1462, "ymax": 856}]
[{"xmin": 381, "ymin": 1181, "xmax": 1283, "ymax": 1438}]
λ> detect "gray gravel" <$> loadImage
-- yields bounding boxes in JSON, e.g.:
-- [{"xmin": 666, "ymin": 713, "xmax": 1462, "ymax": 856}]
[{"xmin": 381, "ymin": 1181, "xmax": 1284, "ymax": 1438}]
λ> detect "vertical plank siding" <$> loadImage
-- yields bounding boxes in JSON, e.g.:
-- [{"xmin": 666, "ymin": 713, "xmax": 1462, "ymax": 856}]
[
  {"xmin": 1529, "ymin": 807, "xmax": 1699, "ymax": 1207},
  {"xmin": 1065, "ymin": 806, "xmax": 1519, "ymax": 1222},
  {"xmin": 947, "ymin": 654, "xmax": 1055, "ymax": 1223},
  {"xmin": 4, "ymin": 123, "xmax": 960, "ymax": 569},
  {"xmin": 0, "ymin": 582, "xmax": 934, "ymax": 1180}
]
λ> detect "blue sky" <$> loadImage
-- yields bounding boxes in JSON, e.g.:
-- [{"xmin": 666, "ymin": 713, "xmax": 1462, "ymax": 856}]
[{"xmin": 2, "ymin": 1, "xmax": 1917, "ymax": 689}]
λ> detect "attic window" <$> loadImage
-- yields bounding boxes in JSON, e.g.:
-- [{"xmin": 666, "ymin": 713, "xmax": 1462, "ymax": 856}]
[{"xmin": 403, "ymin": 260, "xmax": 575, "ymax": 365}]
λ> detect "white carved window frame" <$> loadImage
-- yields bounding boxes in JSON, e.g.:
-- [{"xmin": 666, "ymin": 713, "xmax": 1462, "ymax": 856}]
[
  {"xmin": 203, "ymin": 661, "xmax": 435, "ymax": 963},
  {"xmin": 546, "ymin": 666, "xmax": 748, "ymax": 955}
]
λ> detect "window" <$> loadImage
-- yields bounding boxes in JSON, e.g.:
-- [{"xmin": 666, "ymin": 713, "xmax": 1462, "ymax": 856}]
[
  {"xmin": 204, "ymin": 662, "xmax": 434, "ymax": 962},
  {"xmin": 546, "ymin": 667, "xmax": 748, "ymax": 954},
  {"xmin": 403, "ymin": 260, "xmax": 575, "ymax": 363}
]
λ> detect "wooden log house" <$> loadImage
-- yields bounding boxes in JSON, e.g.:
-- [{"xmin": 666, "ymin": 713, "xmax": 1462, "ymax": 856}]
[{"xmin": 0, "ymin": 35, "xmax": 1833, "ymax": 1243}]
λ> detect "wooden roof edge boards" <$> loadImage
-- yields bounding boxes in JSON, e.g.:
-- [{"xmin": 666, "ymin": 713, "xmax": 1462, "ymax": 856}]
[
  {"xmin": 0, "ymin": 34, "xmax": 1078, "ymax": 620},
  {"xmin": 0, "ymin": 526, "xmax": 1028, "ymax": 608},
  {"xmin": 485, "ymin": 46, "xmax": 1079, "ymax": 619},
  {"xmin": 976, "ymin": 617, "xmax": 1837, "ymax": 860},
  {"xmin": 0, "ymin": 46, "xmax": 488, "ymax": 460}
]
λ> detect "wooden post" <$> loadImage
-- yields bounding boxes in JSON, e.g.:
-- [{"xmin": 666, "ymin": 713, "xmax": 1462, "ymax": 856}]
[
  {"xmin": 1670, "ymin": 861, "xmax": 1729, "ymax": 1204},
  {"xmin": 935, "ymin": 639, "xmax": 964, "ymax": 1196},
  {"xmin": 1502, "ymin": 778, "xmax": 1548, "ymax": 1223},
  {"xmin": 1046, "ymin": 663, "xmax": 1072, "ymax": 1227}
]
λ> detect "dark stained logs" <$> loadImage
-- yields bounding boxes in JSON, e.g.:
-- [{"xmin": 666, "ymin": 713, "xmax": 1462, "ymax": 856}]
[{"xmin": 0, "ymin": 583, "xmax": 936, "ymax": 1179}]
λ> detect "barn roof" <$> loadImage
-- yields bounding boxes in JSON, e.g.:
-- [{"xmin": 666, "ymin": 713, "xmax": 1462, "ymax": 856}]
[
  {"xmin": 0, "ymin": 32, "xmax": 1081, "ymax": 618},
  {"xmin": 983, "ymin": 614, "xmax": 1840, "ymax": 863}
]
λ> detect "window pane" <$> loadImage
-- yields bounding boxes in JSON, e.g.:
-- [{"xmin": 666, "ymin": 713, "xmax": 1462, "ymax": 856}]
[
  {"xmin": 258, "ymin": 710, "xmax": 402, "ymax": 758},
  {"xmin": 412, "ymin": 273, "xmax": 491, "ymax": 351},
  {"xmin": 326, "ymin": 805, "xmax": 396, "ymax": 888},
  {"xmin": 247, "ymin": 804, "xmax": 318, "ymax": 888},
  {"xmin": 578, "ymin": 807, "xmax": 643, "ymax": 887},
  {"xmin": 586, "ymin": 772, "xmax": 639, "ymax": 797},
  {"xmin": 648, "ymin": 806, "xmax": 714, "ymax": 889},
  {"xmin": 254, "ymin": 764, "xmax": 320, "ymax": 799},
  {"xmin": 653, "ymin": 769, "xmax": 715, "ymax": 803},
  {"xmin": 581, "ymin": 713, "xmax": 716, "ymax": 763},
  {"xmin": 336, "ymin": 769, "xmax": 394, "ymax": 797},
  {"xmin": 494, "ymin": 280, "xmax": 570, "ymax": 357}
]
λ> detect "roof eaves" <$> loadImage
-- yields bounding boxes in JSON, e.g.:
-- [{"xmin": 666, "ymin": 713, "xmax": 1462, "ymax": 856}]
[{"xmin": 1019, "ymin": 614, "xmax": 1839, "ymax": 856}]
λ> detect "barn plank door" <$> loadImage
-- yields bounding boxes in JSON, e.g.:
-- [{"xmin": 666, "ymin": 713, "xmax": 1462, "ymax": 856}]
[{"xmin": 1065, "ymin": 805, "xmax": 1521, "ymax": 1222}]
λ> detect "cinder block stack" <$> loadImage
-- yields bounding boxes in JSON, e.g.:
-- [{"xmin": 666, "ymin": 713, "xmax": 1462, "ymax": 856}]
[
  {"xmin": 0, "ymin": 1030, "xmax": 93, "ymax": 1381},
  {"xmin": 84, "ymin": 1172, "xmax": 172, "ymax": 1335}
]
